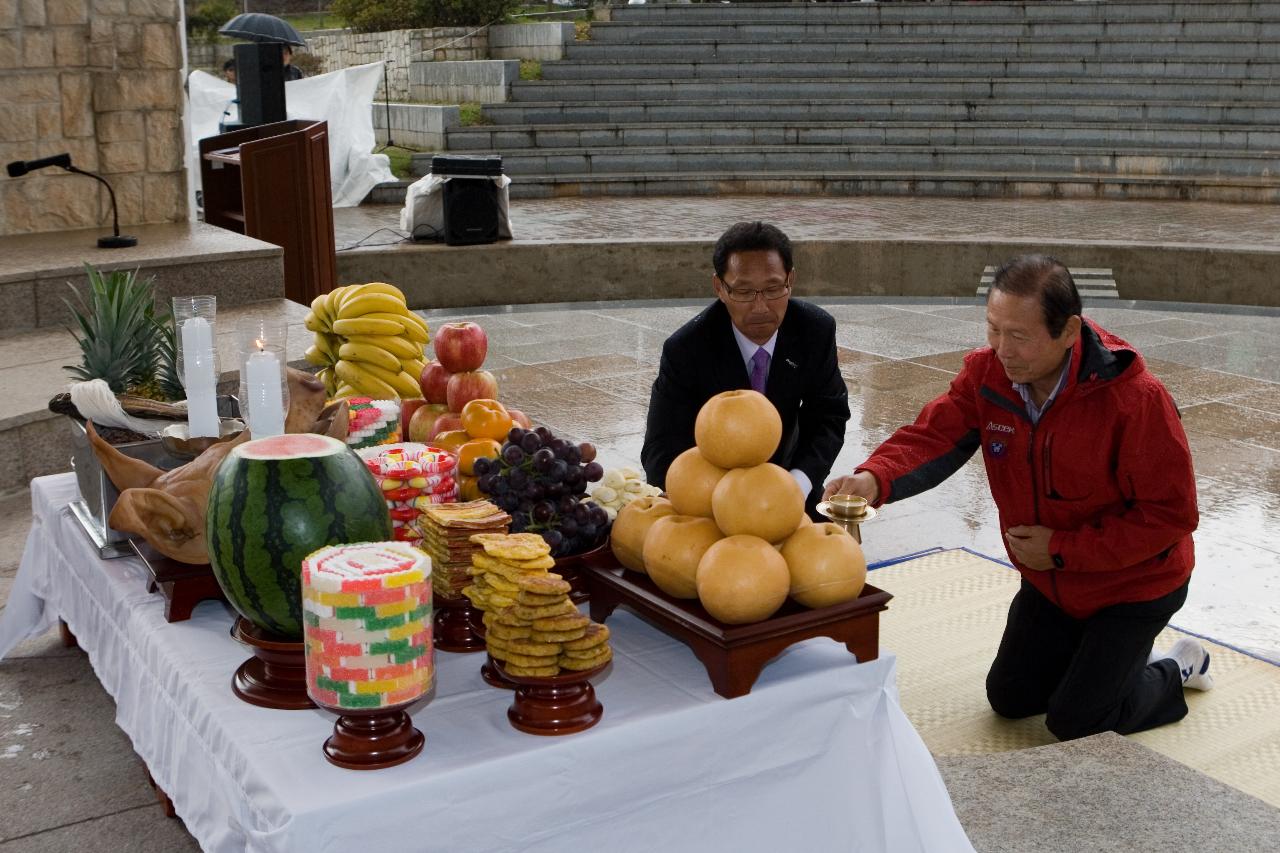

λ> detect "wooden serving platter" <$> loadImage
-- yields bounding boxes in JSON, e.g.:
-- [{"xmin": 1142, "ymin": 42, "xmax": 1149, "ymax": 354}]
[{"xmin": 585, "ymin": 556, "xmax": 891, "ymax": 699}]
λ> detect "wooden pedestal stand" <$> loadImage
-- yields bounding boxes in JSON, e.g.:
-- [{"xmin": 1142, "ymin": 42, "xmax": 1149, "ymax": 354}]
[
  {"xmin": 131, "ymin": 540, "xmax": 227, "ymax": 623},
  {"xmin": 433, "ymin": 594, "xmax": 487, "ymax": 652},
  {"xmin": 497, "ymin": 660, "xmax": 608, "ymax": 736},
  {"xmin": 320, "ymin": 702, "xmax": 425, "ymax": 770},
  {"xmin": 554, "ymin": 540, "xmax": 609, "ymax": 604},
  {"xmin": 481, "ymin": 653, "xmax": 515, "ymax": 689},
  {"xmin": 585, "ymin": 558, "xmax": 892, "ymax": 699},
  {"xmin": 230, "ymin": 618, "xmax": 315, "ymax": 710}
]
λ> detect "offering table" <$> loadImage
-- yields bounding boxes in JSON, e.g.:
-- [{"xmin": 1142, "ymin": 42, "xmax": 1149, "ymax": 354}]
[{"xmin": 0, "ymin": 474, "xmax": 973, "ymax": 853}]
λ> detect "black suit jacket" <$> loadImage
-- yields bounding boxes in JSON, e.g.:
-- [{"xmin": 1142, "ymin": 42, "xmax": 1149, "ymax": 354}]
[{"xmin": 641, "ymin": 299, "xmax": 850, "ymax": 511}]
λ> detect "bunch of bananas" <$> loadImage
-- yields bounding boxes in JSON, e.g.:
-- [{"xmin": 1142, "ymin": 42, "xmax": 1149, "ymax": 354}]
[{"xmin": 304, "ymin": 282, "xmax": 430, "ymax": 400}]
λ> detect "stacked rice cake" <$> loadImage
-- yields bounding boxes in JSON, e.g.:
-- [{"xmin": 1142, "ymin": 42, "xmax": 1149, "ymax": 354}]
[
  {"xmin": 467, "ymin": 533, "xmax": 613, "ymax": 677},
  {"xmin": 344, "ymin": 397, "xmax": 402, "ymax": 449},
  {"xmin": 360, "ymin": 445, "xmax": 459, "ymax": 548},
  {"xmin": 417, "ymin": 500, "xmax": 510, "ymax": 601},
  {"xmin": 302, "ymin": 542, "xmax": 433, "ymax": 710}
]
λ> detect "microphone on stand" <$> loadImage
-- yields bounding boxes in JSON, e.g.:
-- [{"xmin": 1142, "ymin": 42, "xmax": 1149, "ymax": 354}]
[
  {"xmin": 381, "ymin": 59, "xmax": 396, "ymax": 151},
  {"xmin": 4, "ymin": 153, "xmax": 137, "ymax": 249}
]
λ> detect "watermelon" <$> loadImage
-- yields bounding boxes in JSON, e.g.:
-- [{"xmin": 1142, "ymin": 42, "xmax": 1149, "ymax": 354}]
[{"xmin": 206, "ymin": 433, "xmax": 392, "ymax": 639}]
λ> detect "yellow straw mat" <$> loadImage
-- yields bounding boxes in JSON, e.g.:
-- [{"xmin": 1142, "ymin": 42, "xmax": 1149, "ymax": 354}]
[{"xmin": 876, "ymin": 548, "xmax": 1280, "ymax": 808}]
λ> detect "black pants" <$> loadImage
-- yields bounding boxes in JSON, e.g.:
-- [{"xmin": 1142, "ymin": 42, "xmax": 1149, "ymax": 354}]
[{"xmin": 985, "ymin": 578, "xmax": 1190, "ymax": 741}]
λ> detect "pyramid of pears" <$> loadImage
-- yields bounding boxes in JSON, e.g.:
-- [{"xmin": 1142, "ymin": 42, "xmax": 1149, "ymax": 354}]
[{"xmin": 611, "ymin": 390, "xmax": 865, "ymax": 624}]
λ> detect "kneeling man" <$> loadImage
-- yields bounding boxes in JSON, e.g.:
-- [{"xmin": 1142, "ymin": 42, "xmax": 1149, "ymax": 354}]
[
  {"xmin": 825, "ymin": 254, "xmax": 1208, "ymax": 741},
  {"xmin": 642, "ymin": 221, "xmax": 850, "ymax": 515}
]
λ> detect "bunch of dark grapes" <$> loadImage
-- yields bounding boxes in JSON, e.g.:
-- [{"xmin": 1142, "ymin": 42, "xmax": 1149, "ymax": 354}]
[{"xmin": 474, "ymin": 426, "xmax": 609, "ymax": 557}]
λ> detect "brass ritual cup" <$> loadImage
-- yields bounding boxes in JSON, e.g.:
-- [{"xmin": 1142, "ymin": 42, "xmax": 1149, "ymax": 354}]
[{"xmin": 818, "ymin": 494, "xmax": 878, "ymax": 543}]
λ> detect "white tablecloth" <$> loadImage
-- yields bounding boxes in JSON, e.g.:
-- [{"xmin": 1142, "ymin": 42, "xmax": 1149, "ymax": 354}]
[{"xmin": 0, "ymin": 474, "xmax": 973, "ymax": 853}]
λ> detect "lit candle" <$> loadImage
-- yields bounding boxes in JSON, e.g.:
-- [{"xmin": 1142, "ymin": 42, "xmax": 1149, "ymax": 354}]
[
  {"xmin": 245, "ymin": 340, "xmax": 285, "ymax": 437},
  {"xmin": 180, "ymin": 317, "xmax": 220, "ymax": 438}
]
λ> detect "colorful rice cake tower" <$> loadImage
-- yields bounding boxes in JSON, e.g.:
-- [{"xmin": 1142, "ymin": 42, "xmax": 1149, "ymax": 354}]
[
  {"xmin": 344, "ymin": 397, "xmax": 402, "ymax": 450},
  {"xmin": 361, "ymin": 445, "xmax": 459, "ymax": 548},
  {"xmin": 302, "ymin": 542, "xmax": 434, "ymax": 710}
]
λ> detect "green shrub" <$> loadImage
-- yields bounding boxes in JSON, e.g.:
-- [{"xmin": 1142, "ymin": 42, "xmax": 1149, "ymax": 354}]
[
  {"xmin": 334, "ymin": 0, "xmax": 520, "ymax": 33},
  {"xmin": 187, "ymin": 0, "xmax": 238, "ymax": 44}
]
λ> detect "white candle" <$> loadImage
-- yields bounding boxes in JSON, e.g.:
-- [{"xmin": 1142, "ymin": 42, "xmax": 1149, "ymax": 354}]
[
  {"xmin": 245, "ymin": 343, "xmax": 285, "ymax": 438},
  {"xmin": 180, "ymin": 317, "xmax": 220, "ymax": 438}
]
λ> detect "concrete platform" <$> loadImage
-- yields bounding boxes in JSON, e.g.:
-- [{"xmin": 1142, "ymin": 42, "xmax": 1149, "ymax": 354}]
[
  {"xmin": 0, "ymin": 221, "xmax": 284, "ymax": 333},
  {"xmin": 334, "ymin": 195, "xmax": 1280, "ymax": 310},
  {"xmin": 936, "ymin": 733, "xmax": 1280, "ymax": 853}
]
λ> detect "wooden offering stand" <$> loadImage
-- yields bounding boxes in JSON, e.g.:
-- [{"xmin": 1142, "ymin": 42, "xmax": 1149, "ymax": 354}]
[
  {"xmin": 554, "ymin": 540, "xmax": 610, "ymax": 604},
  {"xmin": 585, "ymin": 557, "xmax": 891, "ymax": 699},
  {"xmin": 230, "ymin": 618, "xmax": 315, "ymax": 710},
  {"xmin": 131, "ymin": 540, "xmax": 227, "ymax": 623},
  {"xmin": 321, "ymin": 700, "xmax": 425, "ymax": 771},
  {"xmin": 433, "ymin": 594, "xmax": 486, "ymax": 653},
  {"xmin": 482, "ymin": 654, "xmax": 515, "ymax": 689},
  {"xmin": 496, "ymin": 660, "xmax": 608, "ymax": 736}
]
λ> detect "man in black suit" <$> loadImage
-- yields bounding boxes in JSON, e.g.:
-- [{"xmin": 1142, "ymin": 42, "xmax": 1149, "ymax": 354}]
[{"xmin": 642, "ymin": 222, "xmax": 850, "ymax": 515}]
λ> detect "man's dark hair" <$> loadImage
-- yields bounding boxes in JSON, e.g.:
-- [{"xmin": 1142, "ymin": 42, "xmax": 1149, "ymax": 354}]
[
  {"xmin": 223, "ymin": 58, "xmax": 236, "ymax": 72},
  {"xmin": 712, "ymin": 221, "xmax": 793, "ymax": 279},
  {"xmin": 990, "ymin": 254, "xmax": 1082, "ymax": 338}
]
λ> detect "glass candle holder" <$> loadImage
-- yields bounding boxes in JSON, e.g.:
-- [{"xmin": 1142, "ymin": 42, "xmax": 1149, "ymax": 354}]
[
  {"xmin": 237, "ymin": 317, "xmax": 289, "ymax": 438},
  {"xmin": 172, "ymin": 296, "xmax": 220, "ymax": 437},
  {"xmin": 172, "ymin": 296, "xmax": 219, "ymax": 386}
]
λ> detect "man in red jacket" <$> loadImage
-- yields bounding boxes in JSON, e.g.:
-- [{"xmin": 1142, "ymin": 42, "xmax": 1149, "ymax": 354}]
[{"xmin": 825, "ymin": 254, "xmax": 1210, "ymax": 740}]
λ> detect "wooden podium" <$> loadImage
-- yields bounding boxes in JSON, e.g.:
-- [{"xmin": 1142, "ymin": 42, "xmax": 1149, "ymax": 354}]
[{"xmin": 200, "ymin": 119, "xmax": 337, "ymax": 304}]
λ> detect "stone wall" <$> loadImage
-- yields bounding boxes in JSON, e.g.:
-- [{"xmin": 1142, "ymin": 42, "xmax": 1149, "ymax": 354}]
[
  {"xmin": 0, "ymin": 0, "xmax": 188, "ymax": 238},
  {"xmin": 305, "ymin": 27, "xmax": 488, "ymax": 102},
  {"xmin": 489, "ymin": 23, "xmax": 575, "ymax": 61}
]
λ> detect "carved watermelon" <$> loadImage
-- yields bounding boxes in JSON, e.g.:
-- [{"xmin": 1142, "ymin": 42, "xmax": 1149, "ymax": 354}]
[{"xmin": 206, "ymin": 433, "xmax": 392, "ymax": 639}]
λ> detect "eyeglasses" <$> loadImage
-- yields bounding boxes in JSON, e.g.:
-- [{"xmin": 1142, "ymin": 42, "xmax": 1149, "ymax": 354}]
[{"xmin": 719, "ymin": 280, "xmax": 792, "ymax": 303}]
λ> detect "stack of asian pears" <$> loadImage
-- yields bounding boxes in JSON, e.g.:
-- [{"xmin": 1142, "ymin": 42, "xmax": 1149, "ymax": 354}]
[{"xmin": 611, "ymin": 390, "xmax": 867, "ymax": 625}]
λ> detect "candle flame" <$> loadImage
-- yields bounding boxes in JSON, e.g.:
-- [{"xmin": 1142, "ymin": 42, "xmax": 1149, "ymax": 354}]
[{"xmin": 255, "ymin": 338, "xmax": 265, "ymax": 351}]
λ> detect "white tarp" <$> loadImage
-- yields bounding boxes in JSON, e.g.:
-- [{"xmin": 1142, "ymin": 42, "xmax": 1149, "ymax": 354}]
[{"xmin": 187, "ymin": 62, "xmax": 394, "ymax": 209}]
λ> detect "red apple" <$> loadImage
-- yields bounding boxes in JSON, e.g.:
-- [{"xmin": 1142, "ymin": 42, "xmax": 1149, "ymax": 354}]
[
  {"xmin": 446, "ymin": 370, "xmax": 498, "ymax": 413},
  {"xmin": 507, "ymin": 408, "xmax": 532, "ymax": 429},
  {"xmin": 419, "ymin": 360, "xmax": 452, "ymax": 404},
  {"xmin": 400, "ymin": 398, "xmax": 429, "ymax": 438},
  {"xmin": 407, "ymin": 403, "xmax": 449, "ymax": 443},
  {"xmin": 430, "ymin": 412, "xmax": 463, "ymax": 440},
  {"xmin": 433, "ymin": 322, "xmax": 488, "ymax": 373}
]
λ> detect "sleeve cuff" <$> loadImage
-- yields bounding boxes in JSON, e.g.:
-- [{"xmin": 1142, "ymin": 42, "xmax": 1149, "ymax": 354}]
[{"xmin": 789, "ymin": 468, "xmax": 812, "ymax": 499}]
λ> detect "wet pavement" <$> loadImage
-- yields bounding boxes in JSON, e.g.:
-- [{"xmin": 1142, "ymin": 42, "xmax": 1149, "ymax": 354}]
[
  {"xmin": 335, "ymin": 195, "xmax": 1280, "ymax": 250},
  {"xmin": 419, "ymin": 296, "xmax": 1280, "ymax": 665}
]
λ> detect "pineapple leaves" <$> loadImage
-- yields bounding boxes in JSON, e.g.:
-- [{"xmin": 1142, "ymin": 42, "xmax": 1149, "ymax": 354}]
[{"xmin": 62, "ymin": 264, "xmax": 181, "ymax": 400}]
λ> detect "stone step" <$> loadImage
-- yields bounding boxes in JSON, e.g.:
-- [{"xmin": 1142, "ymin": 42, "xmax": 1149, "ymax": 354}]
[
  {"xmin": 495, "ymin": 169, "xmax": 1280, "ymax": 204},
  {"xmin": 445, "ymin": 120, "xmax": 1280, "ymax": 153},
  {"xmin": 481, "ymin": 98, "xmax": 1280, "ymax": 127},
  {"xmin": 541, "ymin": 57, "xmax": 1280, "ymax": 82},
  {"xmin": 590, "ymin": 20, "xmax": 1280, "ymax": 42},
  {"xmin": 564, "ymin": 37, "xmax": 1280, "ymax": 63},
  {"xmin": 977, "ymin": 266, "xmax": 1121, "ymax": 299},
  {"xmin": 414, "ymin": 144, "xmax": 1278, "ymax": 181},
  {"xmin": 610, "ymin": 1, "xmax": 1280, "ymax": 25},
  {"xmin": 508, "ymin": 77, "xmax": 1280, "ymax": 104}
]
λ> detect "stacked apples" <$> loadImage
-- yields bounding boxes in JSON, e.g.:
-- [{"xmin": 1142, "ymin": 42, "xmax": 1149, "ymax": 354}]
[
  {"xmin": 610, "ymin": 390, "xmax": 867, "ymax": 624},
  {"xmin": 403, "ymin": 322, "xmax": 530, "ymax": 443}
]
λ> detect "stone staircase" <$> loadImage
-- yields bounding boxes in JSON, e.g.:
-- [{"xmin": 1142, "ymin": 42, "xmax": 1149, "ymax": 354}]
[{"xmin": 415, "ymin": 0, "xmax": 1280, "ymax": 201}]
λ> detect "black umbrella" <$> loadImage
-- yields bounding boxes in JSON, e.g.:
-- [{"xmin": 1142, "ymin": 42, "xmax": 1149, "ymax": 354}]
[{"xmin": 218, "ymin": 13, "xmax": 306, "ymax": 46}]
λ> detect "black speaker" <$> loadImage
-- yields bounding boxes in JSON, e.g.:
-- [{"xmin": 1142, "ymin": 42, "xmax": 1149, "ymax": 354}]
[
  {"xmin": 234, "ymin": 43, "xmax": 286, "ymax": 128},
  {"xmin": 442, "ymin": 178, "xmax": 500, "ymax": 246}
]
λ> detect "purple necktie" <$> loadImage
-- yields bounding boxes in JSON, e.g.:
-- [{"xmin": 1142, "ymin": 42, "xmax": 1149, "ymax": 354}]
[{"xmin": 750, "ymin": 347, "xmax": 770, "ymax": 394}]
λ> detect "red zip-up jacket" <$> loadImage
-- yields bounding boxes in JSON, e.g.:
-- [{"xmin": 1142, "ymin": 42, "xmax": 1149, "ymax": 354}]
[{"xmin": 857, "ymin": 320, "xmax": 1198, "ymax": 618}]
